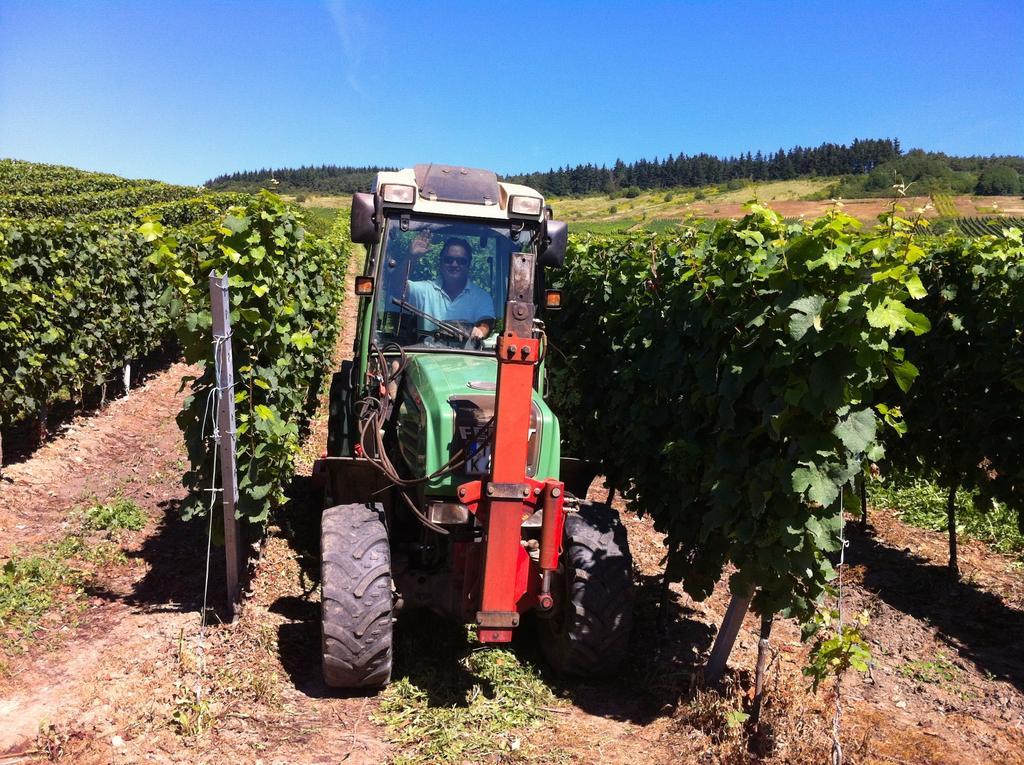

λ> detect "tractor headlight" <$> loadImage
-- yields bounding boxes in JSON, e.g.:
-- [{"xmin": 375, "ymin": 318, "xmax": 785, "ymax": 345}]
[
  {"xmin": 509, "ymin": 195, "xmax": 543, "ymax": 217},
  {"xmin": 381, "ymin": 184, "xmax": 416, "ymax": 204}
]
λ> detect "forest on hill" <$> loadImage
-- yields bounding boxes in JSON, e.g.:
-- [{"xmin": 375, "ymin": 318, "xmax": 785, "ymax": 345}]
[{"xmin": 205, "ymin": 138, "xmax": 1024, "ymax": 198}]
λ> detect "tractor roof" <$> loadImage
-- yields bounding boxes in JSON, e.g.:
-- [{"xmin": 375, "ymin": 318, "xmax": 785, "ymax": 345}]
[{"xmin": 374, "ymin": 164, "xmax": 546, "ymax": 222}]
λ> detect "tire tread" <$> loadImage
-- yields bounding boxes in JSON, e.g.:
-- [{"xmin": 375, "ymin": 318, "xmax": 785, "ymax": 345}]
[
  {"xmin": 540, "ymin": 501, "xmax": 634, "ymax": 676},
  {"xmin": 321, "ymin": 503, "xmax": 393, "ymax": 688}
]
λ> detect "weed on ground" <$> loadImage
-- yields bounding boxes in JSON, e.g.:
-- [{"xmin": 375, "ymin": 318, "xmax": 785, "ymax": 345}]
[
  {"xmin": 82, "ymin": 495, "xmax": 147, "ymax": 533},
  {"xmin": 0, "ymin": 551, "xmax": 87, "ymax": 660},
  {"xmin": 0, "ymin": 495, "xmax": 143, "ymax": 670},
  {"xmin": 374, "ymin": 613, "xmax": 564, "ymax": 764},
  {"xmin": 869, "ymin": 469, "xmax": 1024, "ymax": 558},
  {"xmin": 170, "ymin": 682, "xmax": 215, "ymax": 737},
  {"xmin": 671, "ymin": 665, "xmax": 838, "ymax": 763},
  {"xmin": 897, "ymin": 654, "xmax": 960, "ymax": 685}
]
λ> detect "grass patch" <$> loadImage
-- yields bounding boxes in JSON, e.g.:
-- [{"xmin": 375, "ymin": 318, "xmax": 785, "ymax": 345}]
[
  {"xmin": 644, "ymin": 218, "xmax": 688, "ymax": 233},
  {"xmin": 571, "ymin": 218, "xmax": 688, "ymax": 235},
  {"xmin": 898, "ymin": 655, "xmax": 959, "ymax": 684},
  {"xmin": 0, "ymin": 500, "xmax": 139, "ymax": 667},
  {"xmin": 571, "ymin": 219, "xmax": 642, "ymax": 235},
  {"xmin": 869, "ymin": 469, "xmax": 1024, "ymax": 559},
  {"xmin": 374, "ymin": 614, "xmax": 562, "ymax": 764},
  {"xmin": 53, "ymin": 533, "xmax": 126, "ymax": 567},
  {"xmin": 550, "ymin": 178, "xmax": 838, "ymax": 223},
  {"xmin": 0, "ymin": 551, "xmax": 87, "ymax": 659},
  {"xmin": 83, "ymin": 496, "xmax": 146, "ymax": 532},
  {"xmin": 299, "ymin": 206, "xmax": 342, "ymax": 239},
  {"xmin": 295, "ymin": 194, "xmax": 352, "ymax": 210},
  {"xmin": 931, "ymin": 193, "xmax": 958, "ymax": 217}
]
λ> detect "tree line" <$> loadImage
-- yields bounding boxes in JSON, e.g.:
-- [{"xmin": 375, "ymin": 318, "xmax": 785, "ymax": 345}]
[
  {"xmin": 509, "ymin": 138, "xmax": 902, "ymax": 195},
  {"xmin": 205, "ymin": 165, "xmax": 394, "ymax": 195},
  {"xmin": 204, "ymin": 138, "xmax": 1024, "ymax": 197}
]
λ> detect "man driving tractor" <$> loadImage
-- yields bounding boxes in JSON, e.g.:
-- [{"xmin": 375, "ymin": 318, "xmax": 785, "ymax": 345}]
[{"xmin": 398, "ymin": 232, "xmax": 495, "ymax": 341}]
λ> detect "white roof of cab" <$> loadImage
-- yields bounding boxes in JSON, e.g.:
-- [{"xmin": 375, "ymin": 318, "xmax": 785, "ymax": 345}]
[{"xmin": 374, "ymin": 165, "xmax": 545, "ymax": 221}]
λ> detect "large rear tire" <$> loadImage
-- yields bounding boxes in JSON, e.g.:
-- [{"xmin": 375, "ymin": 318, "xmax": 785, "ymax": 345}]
[
  {"xmin": 538, "ymin": 501, "xmax": 634, "ymax": 676},
  {"xmin": 320, "ymin": 503, "xmax": 393, "ymax": 688}
]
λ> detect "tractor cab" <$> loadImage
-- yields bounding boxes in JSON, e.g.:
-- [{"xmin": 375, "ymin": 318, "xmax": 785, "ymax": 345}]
[
  {"xmin": 373, "ymin": 216, "xmax": 513, "ymax": 352},
  {"xmin": 314, "ymin": 164, "xmax": 633, "ymax": 689}
]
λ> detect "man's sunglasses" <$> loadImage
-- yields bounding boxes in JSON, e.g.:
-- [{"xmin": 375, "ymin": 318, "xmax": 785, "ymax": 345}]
[{"xmin": 441, "ymin": 255, "xmax": 470, "ymax": 266}]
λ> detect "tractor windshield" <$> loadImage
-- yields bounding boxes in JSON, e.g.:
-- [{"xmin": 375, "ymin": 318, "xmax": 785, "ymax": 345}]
[{"xmin": 374, "ymin": 215, "xmax": 536, "ymax": 351}]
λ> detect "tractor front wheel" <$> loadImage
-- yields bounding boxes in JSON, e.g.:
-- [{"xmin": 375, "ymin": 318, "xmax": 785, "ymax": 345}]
[
  {"xmin": 320, "ymin": 503, "xmax": 393, "ymax": 688},
  {"xmin": 538, "ymin": 501, "xmax": 634, "ymax": 676}
]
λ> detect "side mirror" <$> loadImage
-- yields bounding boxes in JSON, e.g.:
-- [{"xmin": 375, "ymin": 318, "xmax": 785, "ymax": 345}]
[
  {"xmin": 350, "ymin": 192, "xmax": 379, "ymax": 245},
  {"xmin": 537, "ymin": 219, "xmax": 567, "ymax": 268}
]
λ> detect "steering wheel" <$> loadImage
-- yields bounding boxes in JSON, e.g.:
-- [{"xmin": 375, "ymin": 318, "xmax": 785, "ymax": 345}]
[{"xmin": 392, "ymin": 297, "xmax": 470, "ymax": 343}]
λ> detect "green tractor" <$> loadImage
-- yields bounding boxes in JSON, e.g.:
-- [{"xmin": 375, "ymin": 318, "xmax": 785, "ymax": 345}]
[{"xmin": 313, "ymin": 164, "xmax": 634, "ymax": 688}]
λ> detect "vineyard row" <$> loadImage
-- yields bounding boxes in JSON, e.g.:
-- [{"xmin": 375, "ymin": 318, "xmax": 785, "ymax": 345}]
[
  {"xmin": 2, "ymin": 162, "xmax": 349, "ymax": 531},
  {"xmin": 550, "ymin": 205, "xmax": 1023, "ymax": 623}
]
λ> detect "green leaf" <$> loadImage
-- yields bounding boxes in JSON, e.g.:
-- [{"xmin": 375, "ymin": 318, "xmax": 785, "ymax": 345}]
[
  {"xmin": 872, "ymin": 264, "xmax": 907, "ymax": 283},
  {"xmin": 889, "ymin": 359, "xmax": 919, "ymax": 393},
  {"xmin": 866, "ymin": 298, "xmax": 931, "ymax": 337},
  {"xmin": 253, "ymin": 404, "xmax": 275, "ymax": 422},
  {"xmin": 290, "ymin": 330, "xmax": 313, "ymax": 350},
  {"xmin": 832, "ymin": 408, "xmax": 876, "ymax": 454},
  {"xmin": 248, "ymin": 483, "xmax": 272, "ymax": 500},
  {"xmin": 788, "ymin": 295, "xmax": 826, "ymax": 340},
  {"xmin": 222, "ymin": 214, "xmax": 250, "ymax": 234},
  {"xmin": 904, "ymin": 273, "xmax": 927, "ymax": 299},
  {"xmin": 737, "ymin": 229, "xmax": 765, "ymax": 246},
  {"xmin": 792, "ymin": 463, "xmax": 840, "ymax": 507},
  {"xmin": 806, "ymin": 513, "xmax": 841, "ymax": 552},
  {"xmin": 138, "ymin": 220, "xmax": 164, "ymax": 242}
]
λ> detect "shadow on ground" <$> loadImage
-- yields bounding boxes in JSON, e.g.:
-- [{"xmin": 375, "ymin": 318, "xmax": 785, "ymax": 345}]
[
  {"xmin": 848, "ymin": 521, "xmax": 1024, "ymax": 691},
  {"xmin": 527, "ymin": 571, "xmax": 716, "ymax": 725},
  {"xmin": 272, "ymin": 474, "xmax": 332, "ymax": 698},
  {"xmin": 85, "ymin": 495, "xmax": 230, "ymax": 621}
]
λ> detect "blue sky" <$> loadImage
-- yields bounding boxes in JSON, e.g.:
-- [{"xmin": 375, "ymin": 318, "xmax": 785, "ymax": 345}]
[{"xmin": 1, "ymin": 0, "xmax": 1021, "ymax": 185}]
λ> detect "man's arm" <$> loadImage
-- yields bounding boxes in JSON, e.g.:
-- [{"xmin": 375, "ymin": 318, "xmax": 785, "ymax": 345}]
[
  {"xmin": 387, "ymin": 231, "xmax": 432, "ymax": 296},
  {"xmin": 468, "ymin": 284, "xmax": 496, "ymax": 339}
]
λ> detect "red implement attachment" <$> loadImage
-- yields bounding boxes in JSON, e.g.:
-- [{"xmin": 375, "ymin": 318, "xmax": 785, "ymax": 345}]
[
  {"xmin": 455, "ymin": 335, "xmax": 567, "ymax": 643},
  {"xmin": 455, "ymin": 250, "xmax": 569, "ymax": 643}
]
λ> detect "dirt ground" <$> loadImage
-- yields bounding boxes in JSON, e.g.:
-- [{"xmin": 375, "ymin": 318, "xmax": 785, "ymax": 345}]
[
  {"xmin": 679, "ymin": 196, "xmax": 927, "ymax": 225},
  {"xmin": 2, "ymin": 258, "xmax": 1023, "ymax": 763},
  {"xmin": 654, "ymin": 195, "xmax": 1024, "ymax": 225},
  {"xmin": 299, "ymin": 189, "xmax": 1024, "ymax": 229}
]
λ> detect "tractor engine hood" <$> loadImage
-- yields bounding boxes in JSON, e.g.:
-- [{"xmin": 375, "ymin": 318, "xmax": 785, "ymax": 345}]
[{"xmin": 395, "ymin": 354, "xmax": 561, "ymax": 495}]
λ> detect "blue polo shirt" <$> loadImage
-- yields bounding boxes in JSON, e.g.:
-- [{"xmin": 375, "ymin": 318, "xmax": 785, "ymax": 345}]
[{"xmin": 406, "ymin": 279, "xmax": 495, "ymax": 330}]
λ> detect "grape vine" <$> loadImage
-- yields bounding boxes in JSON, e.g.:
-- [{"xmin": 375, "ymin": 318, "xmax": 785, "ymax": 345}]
[
  {"xmin": 879, "ymin": 226, "xmax": 1024, "ymax": 573},
  {"xmin": 145, "ymin": 193, "xmax": 350, "ymax": 527},
  {"xmin": 548, "ymin": 203, "xmax": 930, "ymax": 620}
]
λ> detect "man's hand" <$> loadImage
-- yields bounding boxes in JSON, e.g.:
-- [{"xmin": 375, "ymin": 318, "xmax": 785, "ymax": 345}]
[
  {"xmin": 410, "ymin": 231, "xmax": 432, "ymax": 257},
  {"xmin": 471, "ymin": 321, "xmax": 492, "ymax": 340}
]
